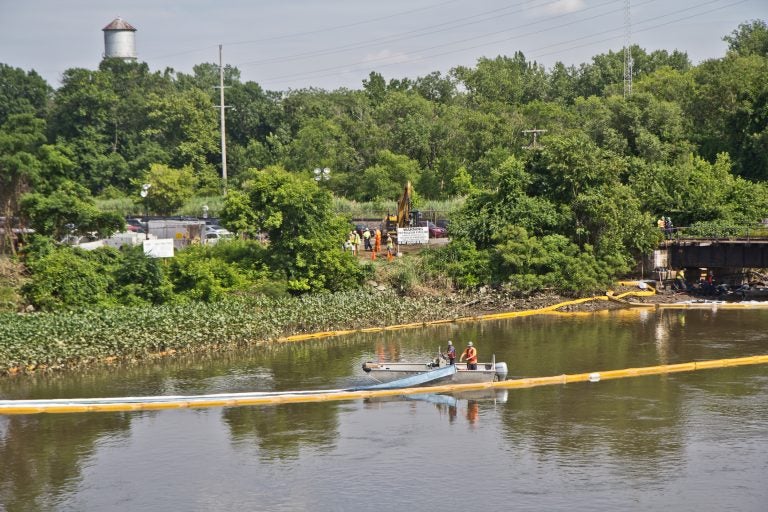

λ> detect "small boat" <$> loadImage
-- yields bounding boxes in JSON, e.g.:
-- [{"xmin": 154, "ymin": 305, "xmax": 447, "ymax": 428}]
[
  {"xmin": 351, "ymin": 364, "xmax": 457, "ymax": 391},
  {"xmin": 361, "ymin": 351, "xmax": 508, "ymax": 385}
]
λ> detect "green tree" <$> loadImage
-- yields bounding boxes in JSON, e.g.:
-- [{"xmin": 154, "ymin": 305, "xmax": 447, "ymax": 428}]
[
  {"xmin": 687, "ymin": 54, "xmax": 768, "ymax": 179},
  {"xmin": 374, "ymin": 91, "xmax": 435, "ymax": 168},
  {"xmin": 225, "ymin": 166, "xmax": 363, "ymax": 292},
  {"xmin": 219, "ymin": 188, "xmax": 259, "ymax": 237},
  {"xmin": 167, "ymin": 245, "xmax": 249, "ymax": 302},
  {"xmin": 362, "ymin": 71, "xmax": 387, "ymax": 105},
  {"xmin": 285, "ymin": 118, "xmax": 358, "ymax": 178},
  {"xmin": 139, "ymin": 164, "xmax": 196, "ymax": 216},
  {"xmin": 574, "ymin": 46, "xmax": 690, "ymax": 98},
  {"xmin": 0, "ymin": 64, "xmax": 51, "ymax": 125},
  {"xmin": 0, "ymin": 114, "xmax": 45, "ymax": 252},
  {"xmin": 20, "ymin": 180, "xmax": 124, "ymax": 240},
  {"xmin": 452, "ymin": 52, "xmax": 548, "ymax": 106},
  {"xmin": 21, "ymin": 248, "xmax": 111, "ymax": 310},
  {"xmin": 724, "ymin": 20, "xmax": 768, "ymax": 57},
  {"xmin": 145, "ymin": 88, "xmax": 219, "ymax": 174},
  {"xmin": 357, "ymin": 150, "xmax": 421, "ymax": 201},
  {"xmin": 412, "ymin": 71, "xmax": 457, "ymax": 104},
  {"xmin": 630, "ymin": 153, "xmax": 768, "ymax": 227},
  {"xmin": 112, "ymin": 245, "xmax": 172, "ymax": 305}
]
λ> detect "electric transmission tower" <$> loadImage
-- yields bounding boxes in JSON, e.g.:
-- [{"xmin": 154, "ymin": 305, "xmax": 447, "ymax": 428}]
[{"xmin": 623, "ymin": 0, "xmax": 633, "ymax": 98}]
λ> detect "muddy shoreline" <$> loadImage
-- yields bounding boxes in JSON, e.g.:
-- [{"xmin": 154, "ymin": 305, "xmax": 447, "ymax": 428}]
[{"xmin": 448, "ymin": 285, "xmax": 730, "ymax": 317}]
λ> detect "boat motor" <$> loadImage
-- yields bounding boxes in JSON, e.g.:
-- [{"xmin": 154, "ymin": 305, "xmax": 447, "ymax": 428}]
[{"xmin": 494, "ymin": 362, "xmax": 508, "ymax": 381}]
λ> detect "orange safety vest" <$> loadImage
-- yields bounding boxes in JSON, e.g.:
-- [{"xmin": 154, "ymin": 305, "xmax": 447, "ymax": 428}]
[{"xmin": 464, "ymin": 347, "xmax": 477, "ymax": 364}]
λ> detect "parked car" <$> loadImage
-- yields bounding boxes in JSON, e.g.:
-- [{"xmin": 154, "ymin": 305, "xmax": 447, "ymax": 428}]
[
  {"xmin": 126, "ymin": 218, "xmax": 144, "ymax": 233},
  {"xmin": 205, "ymin": 225, "xmax": 232, "ymax": 236},
  {"xmin": 417, "ymin": 220, "xmax": 448, "ymax": 238},
  {"xmin": 204, "ymin": 231, "xmax": 234, "ymax": 245}
]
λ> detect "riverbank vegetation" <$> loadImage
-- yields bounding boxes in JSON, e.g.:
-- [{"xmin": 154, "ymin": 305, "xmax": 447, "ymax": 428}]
[
  {"xmin": 1, "ymin": 20, "xmax": 768, "ymax": 370},
  {"xmin": 0, "ymin": 289, "xmax": 473, "ymax": 374}
]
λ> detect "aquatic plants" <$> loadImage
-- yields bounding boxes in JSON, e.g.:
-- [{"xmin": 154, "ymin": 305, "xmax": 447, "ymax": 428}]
[{"xmin": 0, "ymin": 290, "xmax": 451, "ymax": 374}]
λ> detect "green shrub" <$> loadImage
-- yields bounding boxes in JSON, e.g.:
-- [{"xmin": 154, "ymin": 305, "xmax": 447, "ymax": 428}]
[
  {"xmin": 21, "ymin": 248, "xmax": 111, "ymax": 310},
  {"xmin": 112, "ymin": 246, "xmax": 173, "ymax": 305},
  {"xmin": 423, "ymin": 239, "xmax": 492, "ymax": 289},
  {"xmin": 168, "ymin": 248, "xmax": 250, "ymax": 302}
]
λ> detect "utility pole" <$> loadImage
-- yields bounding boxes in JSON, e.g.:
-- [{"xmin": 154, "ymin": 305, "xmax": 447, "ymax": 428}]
[
  {"xmin": 214, "ymin": 44, "xmax": 231, "ymax": 195},
  {"xmin": 623, "ymin": 0, "xmax": 633, "ymax": 98},
  {"xmin": 522, "ymin": 129, "xmax": 547, "ymax": 150}
]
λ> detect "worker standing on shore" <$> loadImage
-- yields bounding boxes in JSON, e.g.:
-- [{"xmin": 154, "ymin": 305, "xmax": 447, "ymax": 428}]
[
  {"xmin": 460, "ymin": 341, "xmax": 478, "ymax": 370},
  {"xmin": 386, "ymin": 234, "xmax": 395, "ymax": 261}
]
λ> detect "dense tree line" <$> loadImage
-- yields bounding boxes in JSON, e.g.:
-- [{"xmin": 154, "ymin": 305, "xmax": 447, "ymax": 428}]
[{"xmin": 1, "ymin": 20, "xmax": 767, "ymax": 309}]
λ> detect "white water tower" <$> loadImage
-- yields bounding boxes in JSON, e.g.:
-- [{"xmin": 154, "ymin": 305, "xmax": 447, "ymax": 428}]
[{"xmin": 102, "ymin": 17, "xmax": 137, "ymax": 60}]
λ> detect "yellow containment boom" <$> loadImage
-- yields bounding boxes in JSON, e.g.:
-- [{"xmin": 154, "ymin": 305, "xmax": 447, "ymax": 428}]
[{"xmin": 1, "ymin": 355, "xmax": 766, "ymax": 415}]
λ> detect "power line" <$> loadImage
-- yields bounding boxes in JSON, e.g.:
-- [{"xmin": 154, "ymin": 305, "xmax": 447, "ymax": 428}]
[
  {"xmin": 531, "ymin": 0, "xmax": 747, "ymax": 59},
  {"xmin": 624, "ymin": 0, "xmax": 633, "ymax": 98},
  {"xmin": 146, "ymin": 0, "xmax": 606, "ymax": 69},
  {"xmin": 144, "ymin": 0, "xmax": 463, "ymax": 63},
  {"xmin": 235, "ymin": 0, "xmax": 565, "ymax": 68},
  {"xmin": 261, "ymin": 0, "xmax": 742, "ymax": 87},
  {"xmin": 258, "ymin": 0, "xmax": 652, "ymax": 84},
  {"xmin": 222, "ymin": 0, "xmax": 464, "ymax": 46}
]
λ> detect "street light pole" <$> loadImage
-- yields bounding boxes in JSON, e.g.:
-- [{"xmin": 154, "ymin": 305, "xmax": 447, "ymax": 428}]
[
  {"xmin": 313, "ymin": 167, "xmax": 330, "ymax": 183},
  {"xmin": 140, "ymin": 183, "xmax": 151, "ymax": 240}
]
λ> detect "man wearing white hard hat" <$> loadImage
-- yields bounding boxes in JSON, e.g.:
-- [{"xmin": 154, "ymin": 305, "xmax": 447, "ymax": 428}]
[
  {"xmin": 444, "ymin": 340, "xmax": 456, "ymax": 365},
  {"xmin": 460, "ymin": 341, "xmax": 478, "ymax": 370}
]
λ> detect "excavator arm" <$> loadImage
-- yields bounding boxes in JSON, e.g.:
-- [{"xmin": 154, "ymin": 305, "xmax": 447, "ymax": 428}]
[{"xmin": 396, "ymin": 181, "xmax": 412, "ymax": 228}]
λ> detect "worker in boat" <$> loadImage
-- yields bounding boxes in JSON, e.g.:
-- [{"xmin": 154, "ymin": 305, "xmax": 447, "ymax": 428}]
[
  {"xmin": 460, "ymin": 341, "xmax": 478, "ymax": 370},
  {"xmin": 444, "ymin": 340, "xmax": 456, "ymax": 365}
]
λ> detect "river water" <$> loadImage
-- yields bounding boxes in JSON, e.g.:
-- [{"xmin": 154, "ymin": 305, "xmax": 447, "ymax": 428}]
[{"xmin": 1, "ymin": 308, "xmax": 767, "ymax": 511}]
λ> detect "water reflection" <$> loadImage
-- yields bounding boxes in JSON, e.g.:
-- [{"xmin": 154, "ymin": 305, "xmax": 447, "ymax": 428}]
[
  {"xmin": 363, "ymin": 389, "xmax": 508, "ymax": 429},
  {"xmin": 0, "ymin": 413, "xmax": 132, "ymax": 510},
  {"xmin": 0, "ymin": 309, "xmax": 767, "ymax": 510},
  {"xmin": 222, "ymin": 402, "xmax": 340, "ymax": 461}
]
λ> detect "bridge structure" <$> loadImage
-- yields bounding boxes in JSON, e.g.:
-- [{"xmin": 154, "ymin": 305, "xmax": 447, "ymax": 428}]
[
  {"xmin": 665, "ymin": 238, "xmax": 768, "ymax": 269},
  {"xmin": 655, "ymin": 225, "xmax": 768, "ymax": 286}
]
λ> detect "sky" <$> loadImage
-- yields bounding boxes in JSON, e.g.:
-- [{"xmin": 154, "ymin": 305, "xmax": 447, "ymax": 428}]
[{"xmin": 1, "ymin": 0, "xmax": 766, "ymax": 91}]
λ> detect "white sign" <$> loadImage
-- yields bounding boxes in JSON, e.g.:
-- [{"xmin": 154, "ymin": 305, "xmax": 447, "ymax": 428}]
[
  {"xmin": 397, "ymin": 227, "xmax": 429, "ymax": 245},
  {"xmin": 143, "ymin": 238, "xmax": 175, "ymax": 258}
]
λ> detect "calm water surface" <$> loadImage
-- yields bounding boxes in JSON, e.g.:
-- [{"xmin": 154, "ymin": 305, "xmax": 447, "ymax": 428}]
[{"xmin": 1, "ymin": 308, "xmax": 767, "ymax": 511}]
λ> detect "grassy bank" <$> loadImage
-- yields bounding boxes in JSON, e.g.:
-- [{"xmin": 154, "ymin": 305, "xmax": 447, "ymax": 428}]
[{"xmin": 0, "ymin": 290, "xmax": 463, "ymax": 375}]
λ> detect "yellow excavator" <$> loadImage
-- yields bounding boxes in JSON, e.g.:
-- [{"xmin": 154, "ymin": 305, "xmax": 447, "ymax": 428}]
[{"xmin": 382, "ymin": 181, "xmax": 415, "ymax": 243}]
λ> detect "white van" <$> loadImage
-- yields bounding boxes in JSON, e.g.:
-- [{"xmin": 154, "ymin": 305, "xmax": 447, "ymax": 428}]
[{"xmin": 205, "ymin": 231, "xmax": 234, "ymax": 245}]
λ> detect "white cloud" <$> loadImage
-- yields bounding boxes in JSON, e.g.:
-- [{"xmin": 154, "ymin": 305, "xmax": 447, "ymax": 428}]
[
  {"xmin": 541, "ymin": 0, "xmax": 586, "ymax": 16},
  {"xmin": 361, "ymin": 49, "xmax": 413, "ymax": 66}
]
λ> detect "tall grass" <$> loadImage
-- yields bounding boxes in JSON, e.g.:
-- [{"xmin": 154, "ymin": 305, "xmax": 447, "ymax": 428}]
[
  {"xmin": 98, "ymin": 195, "xmax": 466, "ymax": 220},
  {"xmin": 97, "ymin": 197, "xmax": 139, "ymax": 216},
  {"xmin": 333, "ymin": 197, "xmax": 465, "ymax": 220},
  {"xmin": 97, "ymin": 196, "xmax": 226, "ymax": 218}
]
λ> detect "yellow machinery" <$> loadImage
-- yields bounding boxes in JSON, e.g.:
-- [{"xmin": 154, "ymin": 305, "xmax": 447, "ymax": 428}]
[{"xmin": 383, "ymin": 181, "xmax": 413, "ymax": 242}]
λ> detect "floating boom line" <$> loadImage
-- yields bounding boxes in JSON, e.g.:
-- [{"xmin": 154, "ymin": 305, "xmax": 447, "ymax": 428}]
[{"xmin": 1, "ymin": 355, "xmax": 766, "ymax": 415}]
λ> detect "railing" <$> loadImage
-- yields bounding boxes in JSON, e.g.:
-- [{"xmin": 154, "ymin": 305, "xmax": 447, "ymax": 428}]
[{"xmin": 661, "ymin": 223, "xmax": 768, "ymax": 242}]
